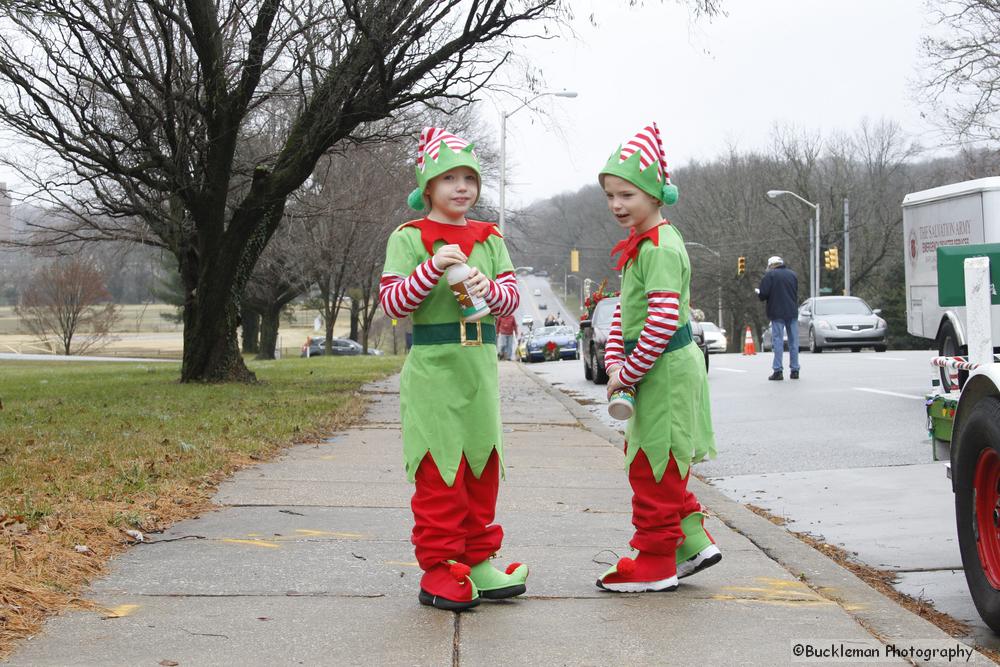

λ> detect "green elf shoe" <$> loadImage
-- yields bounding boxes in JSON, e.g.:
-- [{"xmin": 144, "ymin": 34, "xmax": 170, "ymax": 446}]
[
  {"xmin": 676, "ymin": 511, "xmax": 722, "ymax": 579},
  {"xmin": 468, "ymin": 560, "xmax": 529, "ymax": 600}
]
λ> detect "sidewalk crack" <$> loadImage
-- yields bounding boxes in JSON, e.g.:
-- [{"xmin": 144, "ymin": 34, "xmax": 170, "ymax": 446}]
[{"xmin": 452, "ymin": 612, "xmax": 461, "ymax": 667}]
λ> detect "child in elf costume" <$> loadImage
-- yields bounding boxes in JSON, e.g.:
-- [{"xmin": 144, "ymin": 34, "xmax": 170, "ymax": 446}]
[
  {"xmin": 596, "ymin": 123, "xmax": 721, "ymax": 592},
  {"xmin": 379, "ymin": 127, "xmax": 528, "ymax": 611}
]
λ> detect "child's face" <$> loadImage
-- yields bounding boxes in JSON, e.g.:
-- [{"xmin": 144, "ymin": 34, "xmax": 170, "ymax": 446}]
[
  {"xmin": 425, "ymin": 166, "xmax": 479, "ymax": 218},
  {"xmin": 602, "ymin": 175, "xmax": 661, "ymax": 231}
]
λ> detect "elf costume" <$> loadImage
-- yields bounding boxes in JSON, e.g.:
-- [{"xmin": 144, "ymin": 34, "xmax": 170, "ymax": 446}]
[
  {"xmin": 597, "ymin": 123, "xmax": 720, "ymax": 592},
  {"xmin": 380, "ymin": 127, "xmax": 528, "ymax": 611}
]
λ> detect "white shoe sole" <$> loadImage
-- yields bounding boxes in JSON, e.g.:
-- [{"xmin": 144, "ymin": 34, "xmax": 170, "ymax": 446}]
[
  {"xmin": 677, "ymin": 544, "xmax": 722, "ymax": 579},
  {"xmin": 597, "ymin": 575, "xmax": 679, "ymax": 593}
]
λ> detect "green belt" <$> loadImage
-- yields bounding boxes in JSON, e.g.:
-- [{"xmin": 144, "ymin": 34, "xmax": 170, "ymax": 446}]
[
  {"xmin": 412, "ymin": 321, "xmax": 496, "ymax": 346},
  {"xmin": 624, "ymin": 322, "xmax": 693, "ymax": 356}
]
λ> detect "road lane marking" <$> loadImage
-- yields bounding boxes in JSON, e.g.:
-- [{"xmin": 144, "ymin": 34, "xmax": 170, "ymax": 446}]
[
  {"xmin": 714, "ymin": 367, "xmax": 748, "ymax": 373},
  {"xmin": 853, "ymin": 387, "xmax": 924, "ymax": 400}
]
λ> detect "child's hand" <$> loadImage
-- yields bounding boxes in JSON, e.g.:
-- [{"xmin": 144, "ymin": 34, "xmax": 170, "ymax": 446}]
[
  {"xmin": 432, "ymin": 244, "xmax": 467, "ymax": 271},
  {"xmin": 465, "ymin": 267, "xmax": 491, "ymax": 298},
  {"xmin": 606, "ymin": 369, "xmax": 626, "ymax": 400}
]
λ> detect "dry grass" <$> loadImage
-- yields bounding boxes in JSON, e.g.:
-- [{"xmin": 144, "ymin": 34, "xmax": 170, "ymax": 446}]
[{"xmin": 0, "ymin": 355, "xmax": 401, "ymax": 659}]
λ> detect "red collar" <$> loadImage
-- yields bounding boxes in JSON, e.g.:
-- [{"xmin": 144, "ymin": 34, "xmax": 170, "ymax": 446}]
[
  {"xmin": 399, "ymin": 218, "xmax": 502, "ymax": 257},
  {"xmin": 610, "ymin": 222, "xmax": 668, "ymax": 270}
]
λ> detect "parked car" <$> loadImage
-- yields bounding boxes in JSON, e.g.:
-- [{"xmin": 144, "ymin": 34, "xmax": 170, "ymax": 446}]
[
  {"xmin": 533, "ymin": 288, "xmax": 542, "ymax": 297},
  {"xmin": 535, "ymin": 270, "xmax": 549, "ymax": 277},
  {"xmin": 301, "ymin": 337, "xmax": 382, "ymax": 357},
  {"xmin": 798, "ymin": 296, "xmax": 888, "ymax": 353},
  {"xmin": 760, "ymin": 327, "xmax": 792, "ymax": 353},
  {"xmin": 538, "ymin": 302, "xmax": 547, "ymax": 310},
  {"xmin": 581, "ymin": 296, "xmax": 708, "ymax": 384},
  {"xmin": 519, "ymin": 325, "xmax": 579, "ymax": 362},
  {"xmin": 700, "ymin": 322, "xmax": 727, "ymax": 353}
]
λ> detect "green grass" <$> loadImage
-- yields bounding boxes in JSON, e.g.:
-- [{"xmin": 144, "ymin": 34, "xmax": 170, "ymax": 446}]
[{"xmin": 0, "ymin": 356, "xmax": 404, "ymax": 523}]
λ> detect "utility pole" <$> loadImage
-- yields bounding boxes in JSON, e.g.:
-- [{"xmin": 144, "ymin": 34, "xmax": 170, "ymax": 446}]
[{"xmin": 843, "ymin": 197, "xmax": 850, "ymax": 296}]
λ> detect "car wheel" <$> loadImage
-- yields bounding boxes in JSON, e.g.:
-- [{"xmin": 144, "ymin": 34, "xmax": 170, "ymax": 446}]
[
  {"xmin": 954, "ymin": 397, "xmax": 1000, "ymax": 633},
  {"xmin": 592, "ymin": 346, "xmax": 609, "ymax": 385},
  {"xmin": 809, "ymin": 328, "xmax": 823, "ymax": 353},
  {"xmin": 939, "ymin": 319, "xmax": 967, "ymax": 393},
  {"xmin": 583, "ymin": 348, "xmax": 593, "ymax": 380},
  {"xmin": 874, "ymin": 345, "xmax": 887, "ymax": 353},
  {"xmin": 851, "ymin": 347, "xmax": 861, "ymax": 353}
]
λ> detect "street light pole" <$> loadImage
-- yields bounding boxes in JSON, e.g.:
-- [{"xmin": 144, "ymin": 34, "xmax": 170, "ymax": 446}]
[
  {"xmin": 498, "ymin": 91, "xmax": 578, "ymax": 236},
  {"xmin": 766, "ymin": 189, "xmax": 820, "ymax": 302}
]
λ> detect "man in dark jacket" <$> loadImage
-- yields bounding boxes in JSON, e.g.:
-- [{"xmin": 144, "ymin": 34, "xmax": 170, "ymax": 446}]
[{"xmin": 757, "ymin": 256, "xmax": 800, "ymax": 380}]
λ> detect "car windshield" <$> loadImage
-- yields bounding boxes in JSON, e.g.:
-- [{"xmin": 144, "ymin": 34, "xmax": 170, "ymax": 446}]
[
  {"xmin": 701, "ymin": 322, "xmax": 720, "ymax": 332},
  {"xmin": 592, "ymin": 298, "xmax": 619, "ymax": 328},
  {"xmin": 536, "ymin": 326, "xmax": 572, "ymax": 337},
  {"xmin": 813, "ymin": 298, "xmax": 872, "ymax": 316}
]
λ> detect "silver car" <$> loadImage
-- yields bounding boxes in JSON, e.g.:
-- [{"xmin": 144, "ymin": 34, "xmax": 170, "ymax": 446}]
[{"xmin": 798, "ymin": 296, "xmax": 888, "ymax": 353}]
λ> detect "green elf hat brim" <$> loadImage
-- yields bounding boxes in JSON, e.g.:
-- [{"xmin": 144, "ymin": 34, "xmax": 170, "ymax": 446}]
[
  {"xmin": 599, "ymin": 147, "xmax": 679, "ymax": 206},
  {"xmin": 408, "ymin": 142, "xmax": 483, "ymax": 211}
]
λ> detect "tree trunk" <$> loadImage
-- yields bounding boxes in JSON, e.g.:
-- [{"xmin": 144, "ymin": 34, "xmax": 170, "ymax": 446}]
[
  {"xmin": 256, "ymin": 306, "xmax": 282, "ymax": 360},
  {"xmin": 242, "ymin": 303, "xmax": 261, "ymax": 354},
  {"xmin": 179, "ymin": 247, "xmax": 256, "ymax": 383},
  {"xmin": 349, "ymin": 297, "xmax": 360, "ymax": 341}
]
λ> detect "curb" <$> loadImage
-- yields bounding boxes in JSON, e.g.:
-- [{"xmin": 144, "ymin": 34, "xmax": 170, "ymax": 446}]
[{"xmin": 515, "ymin": 362, "xmax": 993, "ymax": 665}]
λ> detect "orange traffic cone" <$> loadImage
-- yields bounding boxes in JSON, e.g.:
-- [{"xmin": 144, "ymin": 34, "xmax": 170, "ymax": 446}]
[{"xmin": 742, "ymin": 326, "xmax": 756, "ymax": 356}]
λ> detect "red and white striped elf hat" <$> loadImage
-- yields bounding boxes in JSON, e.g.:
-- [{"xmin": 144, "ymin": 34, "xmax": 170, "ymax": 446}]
[
  {"xmin": 407, "ymin": 127, "xmax": 482, "ymax": 210},
  {"xmin": 598, "ymin": 122, "xmax": 678, "ymax": 205}
]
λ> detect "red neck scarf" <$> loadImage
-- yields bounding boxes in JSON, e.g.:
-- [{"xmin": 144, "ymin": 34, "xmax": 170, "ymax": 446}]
[
  {"xmin": 610, "ymin": 221, "xmax": 668, "ymax": 270},
  {"xmin": 400, "ymin": 218, "xmax": 502, "ymax": 257}
]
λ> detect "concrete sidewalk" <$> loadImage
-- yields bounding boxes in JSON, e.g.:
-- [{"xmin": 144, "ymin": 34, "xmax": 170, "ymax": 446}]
[{"xmin": 5, "ymin": 363, "xmax": 991, "ymax": 665}]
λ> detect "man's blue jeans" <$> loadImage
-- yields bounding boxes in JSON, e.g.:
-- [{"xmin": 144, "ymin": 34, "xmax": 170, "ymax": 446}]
[{"xmin": 771, "ymin": 319, "xmax": 799, "ymax": 372}]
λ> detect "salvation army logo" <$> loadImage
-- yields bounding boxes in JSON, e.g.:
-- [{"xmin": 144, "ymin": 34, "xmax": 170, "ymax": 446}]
[{"xmin": 909, "ymin": 229, "xmax": 918, "ymax": 263}]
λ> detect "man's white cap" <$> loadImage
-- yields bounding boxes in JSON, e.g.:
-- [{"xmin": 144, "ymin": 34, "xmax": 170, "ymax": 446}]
[{"xmin": 767, "ymin": 255, "xmax": 784, "ymax": 267}]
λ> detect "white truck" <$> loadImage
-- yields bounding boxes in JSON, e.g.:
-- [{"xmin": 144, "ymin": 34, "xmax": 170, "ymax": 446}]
[{"xmin": 903, "ymin": 177, "xmax": 1000, "ymax": 390}]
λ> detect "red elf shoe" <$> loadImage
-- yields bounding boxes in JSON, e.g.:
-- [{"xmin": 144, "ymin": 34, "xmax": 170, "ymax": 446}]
[
  {"xmin": 418, "ymin": 561, "xmax": 481, "ymax": 611},
  {"xmin": 596, "ymin": 552, "xmax": 678, "ymax": 593}
]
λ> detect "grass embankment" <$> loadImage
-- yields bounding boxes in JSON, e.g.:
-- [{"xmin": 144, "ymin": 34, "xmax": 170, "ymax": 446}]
[{"xmin": 0, "ymin": 355, "xmax": 403, "ymax": 658}]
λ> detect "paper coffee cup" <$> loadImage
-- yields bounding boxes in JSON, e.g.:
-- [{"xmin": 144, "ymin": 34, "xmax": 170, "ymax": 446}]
[{"xmin": 608, "ymin": 388, "xmax": 635, "ymax": 420}]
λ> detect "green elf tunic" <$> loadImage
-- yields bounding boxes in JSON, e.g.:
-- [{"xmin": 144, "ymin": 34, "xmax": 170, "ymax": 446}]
[
  {"xmin": 620, "ymin": 222, "xmax": 716, "ymax": 482},
  {"xmin": 382, "ymin": 219, "xmax": 514, "ymax": 487}
]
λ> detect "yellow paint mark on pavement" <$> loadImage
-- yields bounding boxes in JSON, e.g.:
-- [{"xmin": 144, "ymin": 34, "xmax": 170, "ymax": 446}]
[
  {"xmin": 293, "ymin": 529, "xmax": 368, "ymax": 539},
  {"xmin": 221, "ymin": 538, "xmax": 280, "ymax": 548},
  {"xmin": 100, "ymin": 604, "xmax": 139, "ymax": 619},
  {"xmin": 713, "ymin": 577, "xmax": 832, "ymax": 607},
  {"xmin": 385, "ymin": 560, "xmax": 419, "ymax": 567}
]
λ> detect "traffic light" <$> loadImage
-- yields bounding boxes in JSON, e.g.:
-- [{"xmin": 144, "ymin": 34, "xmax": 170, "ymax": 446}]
[
  {"xmin": 737, "ymin": 256, "xmax": 746, "ymax": 276},
  {"xmin": 570, "ymin": 249, "xmax": 580, "ymax": 273},
  {"xmin": 824, "ymin": 247, "xmax": 840, "ymax": 270}
]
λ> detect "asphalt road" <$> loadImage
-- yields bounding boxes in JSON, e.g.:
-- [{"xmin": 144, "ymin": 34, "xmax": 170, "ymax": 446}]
[{"xmin": 515, "ymin": 275, "xmax": 1000, "ymax": 651}]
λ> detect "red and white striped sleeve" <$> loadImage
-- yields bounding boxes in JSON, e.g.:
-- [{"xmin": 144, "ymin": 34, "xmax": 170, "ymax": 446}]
[
  {"xmin": 379, "ymin": 258, "xmax": 444, "ymax": 319},
  {"xmin": 618, "ymin": 291, "xmax": 681, "ymax": 386},
  {"xmin": 484, "ymin": 271, "xmax": 519, "ymax": 316},
  {"xmin": 604, "ymin": 303, "xmax": 625, "ymax": 373}
]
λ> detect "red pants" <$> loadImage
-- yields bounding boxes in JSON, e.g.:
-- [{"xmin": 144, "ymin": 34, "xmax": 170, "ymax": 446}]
[
  {"xmin": 628, "ymin": 448, "xmax": 701, "ymax": 555},
  {"xmin": 410, "ymin": 450, "xmax": 503, "ymax": 570}
]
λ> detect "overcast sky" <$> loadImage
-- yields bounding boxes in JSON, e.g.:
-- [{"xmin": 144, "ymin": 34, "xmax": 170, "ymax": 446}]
[{"xmin": 486, "ymin": 0, "xmax": 936, "ymax": 208}]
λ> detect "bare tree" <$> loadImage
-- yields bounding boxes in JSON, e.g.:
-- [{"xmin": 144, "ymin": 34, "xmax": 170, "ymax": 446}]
[
  {"xmin": 921, "ymin": 0, "xmax": 1000, "ymax": 144},
  {"xmin": 16, "ymin": 258, "xmax": 122, "ymax": 355},
  {"xmin": 0, "ymin": 0, "xmax": 578, "ymax": 382}
]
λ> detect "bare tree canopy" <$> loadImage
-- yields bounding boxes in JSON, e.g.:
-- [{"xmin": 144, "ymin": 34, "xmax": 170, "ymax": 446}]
[
  {"xmin": 921, "ymin": 0, "xmax": 1000, "ymax": 143},
  {"xmin": 16, "ymin": 258, "xmax": 122, "ymax": 355}
]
